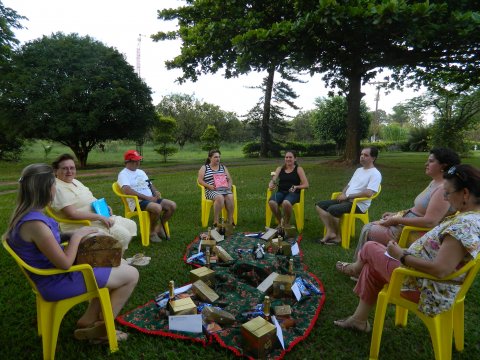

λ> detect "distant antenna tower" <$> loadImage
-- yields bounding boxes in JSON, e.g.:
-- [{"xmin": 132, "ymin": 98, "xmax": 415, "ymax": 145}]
[{"xmin": 136, "ymin": 34, "xmax": 146, "ymax": 77}]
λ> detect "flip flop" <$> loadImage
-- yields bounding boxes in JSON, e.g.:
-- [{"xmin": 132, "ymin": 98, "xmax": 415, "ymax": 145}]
[
  {"xmin": 126, "ymin": 253, "xmax": 151, "ymax": 266},
  {"xmin": 90, "ymin": 330, "xmax": 129, "ymax": 345},
  {"xmin": 335, "ymin": 261, "xmax": 359, "ymax": 277},
  {"xmin": 74, "ymin": 321, "xmax": 107, "ymax": 340},
  {"xmin": 318, "ymin": 237, "xmax": 340, "ymax": 245},
  {"xmin": 334, "ymin": 317, "xmax": 371, "ymax": 333}
]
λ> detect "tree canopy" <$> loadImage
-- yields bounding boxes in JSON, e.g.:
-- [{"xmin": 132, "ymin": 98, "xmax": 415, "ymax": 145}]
[
  {"xmin": 0, "ymin": 32, "xmax": 156, "ymax": 166},
  {"xmin": 0, "ymin": 1, "xmax": 26, "ymax": 65}
]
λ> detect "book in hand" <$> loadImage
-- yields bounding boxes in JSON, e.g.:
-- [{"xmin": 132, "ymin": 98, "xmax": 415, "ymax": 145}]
[
  {"xmin": 213, "ymin": 173, "xmax": 232, "ymax": 194},
  {"xmin": 91, "ymin": 198, "xmax": 110, "ymax": 217}
]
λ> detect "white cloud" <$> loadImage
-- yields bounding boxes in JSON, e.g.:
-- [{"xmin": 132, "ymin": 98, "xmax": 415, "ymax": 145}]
[{"xmin": 6, "ymin": 0, "xmax": 424, "ymax": 117}]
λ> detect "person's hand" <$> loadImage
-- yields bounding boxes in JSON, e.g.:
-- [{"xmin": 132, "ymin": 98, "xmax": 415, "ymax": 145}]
[
  {"xmin": 379, "ymin": 216, "xmax": 398, "ymax": 227},
  {"xmin": 108, "ymin": 206, "xmax": 113, "ymax": 216},
  {"xmin": 337, "ymin": 193, "xmax": 348, "ymax": 202},
  {"xmin": 98, "ymin": 216, "xmax": 114, "ymax": 228},
  {"xmin": 268, "ymin": 181, "xmax": 276, "ymax": 190},
  {"xmin": 289, "ymin": 185, "xmax": 297, "ymax": 192},
  {"xmin": 71, "ymin": 227, "xmax": 98, "ymax": 243},
  {"xmin": 386, "ymin": 240, "xmax": 403, "ymax": 260},
  {"xmin": 382, "ymin": 212, "xmax": 394, "ymax": 219}
]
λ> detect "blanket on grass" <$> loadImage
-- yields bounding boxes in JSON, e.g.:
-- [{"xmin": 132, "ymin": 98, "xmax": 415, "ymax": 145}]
[{"xmin": 117, "ymin": 232, "xmax": 326, "ymax": 359}]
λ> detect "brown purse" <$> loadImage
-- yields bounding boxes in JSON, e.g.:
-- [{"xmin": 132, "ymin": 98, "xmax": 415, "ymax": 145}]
[{"xmin": 76, "ymin": 233, "xmax": 122, "ymax": 267}]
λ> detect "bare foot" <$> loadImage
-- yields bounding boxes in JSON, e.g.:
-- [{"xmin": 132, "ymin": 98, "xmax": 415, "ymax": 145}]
[
  {"xmin": 334, "ymin": 316, "xmax": 371, "ymax": 333},
  {"xmin": 335, "ymin": 261, "xmax": 361, "ymax": 277}
]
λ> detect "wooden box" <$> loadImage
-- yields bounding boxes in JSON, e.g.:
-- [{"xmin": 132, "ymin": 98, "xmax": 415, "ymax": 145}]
[
  {"xmin": 200, "ymin": 239, "xmax": 217, "ymax": 251},
  {"xmin": 278, "ymin": 241, "xmax": 292, "ymax": 256},
  {"xmin": 76, "ymin": 234, "xmax": 122, "ymax": 267},
  {"xmin": 214, "ymin": 245, "xmax": 233, "ymax": 262},
  {"xmin": 190, "ymin": 266, "xmax": 216, "ymax": 287},
  {"xmin": 241, "ymin": 316, "xmax": 277, "ymax": 359},
  {"xmin": 209, "ymin": 229, "xmax": 224, "ymax": 243},
  {"xmin": 168, "ymin": 297, "xmax": 197, "ymax": 316},
  {"xmin": 273, "ymin": 305, "xmax": 292, "ymax": 316},
  {"xmin": 256, "ymin": 272, "xmax": 279, "ymax": 293},
  {"xmin": 272, "ymin": 274, "xmax": 295, "ymax": 298},
  {"xmin": 192, "ymin": 280, "xmax": 219, "ymax": 303},
  {"xmin": 261, "ymin": 228, "xmax": 277, "ymax": 241},
  {"xmin": 284, "ymin": 226, "xmax": 298, "ymax": 240}
]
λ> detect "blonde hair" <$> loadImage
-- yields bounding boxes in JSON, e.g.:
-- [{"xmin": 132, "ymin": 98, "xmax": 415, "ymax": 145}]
[{"xmin": 5, "ymin": 164, "xmax": 55, "ymax": 236}]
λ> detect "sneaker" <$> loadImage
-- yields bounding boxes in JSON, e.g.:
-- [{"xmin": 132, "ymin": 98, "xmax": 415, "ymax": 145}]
[{"xmin": 150, "ymin": 233, "xmax": 162, "ymax": 243}]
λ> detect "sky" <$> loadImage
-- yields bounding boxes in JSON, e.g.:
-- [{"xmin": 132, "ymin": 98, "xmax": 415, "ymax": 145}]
[{"xmin": 5, "ymin": 0, "xmax": 425, "ymax": 118}]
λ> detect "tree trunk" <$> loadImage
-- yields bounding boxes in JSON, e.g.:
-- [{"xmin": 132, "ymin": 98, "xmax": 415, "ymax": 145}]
[
  {"xmin": 344, "ymin": 71, "xmax": 364, "ymax": 165},
  {"xmin": 260, "ymin": 67, "xmax": 275, "ymax": 158}
]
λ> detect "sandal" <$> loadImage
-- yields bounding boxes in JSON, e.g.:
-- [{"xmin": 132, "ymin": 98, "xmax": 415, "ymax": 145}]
[
  {"xmin": 334, "ymin": 317, "xmax": 371, "ymax": 333},
  {"xmin": 335, "ymin": 261, "xmax": 359, "ymax": 277},
  {"xmin": 90, "ymin": 330, "xmax": 129, "ymax": 344},
  {"xmin": 126, "ymin": 253, "xmax": 151, "ymax": 266},
  {"xmin": 74, "ymin": 321, "xmax": 106, "ymax": 340}
]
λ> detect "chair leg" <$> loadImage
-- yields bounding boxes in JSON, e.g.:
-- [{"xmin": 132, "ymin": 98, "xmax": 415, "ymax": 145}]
[
  {"xmin": 266, "ymin": 202, "xmax": 273, "ymax": 229},
  {"xmin": 453, "ymin": 300, "xmax": 464, "ymax": 351},
  {"xmin": 426, "ymin": 311, "xmax": 453, "ymax": 360},
  {"xmin": 369, "ymin": 291, "xmax": 389, "ymax": 360},
  {"xmin": 340, "ymin": 215, "xmax": 351, "ymax": 249},
  {"xmin": 98, "ymin": 289, "xmax": 119, "ymax": 353},
  {"xmin": 394, "ymin": 305, "xmax": 409, "ymax": 327}
]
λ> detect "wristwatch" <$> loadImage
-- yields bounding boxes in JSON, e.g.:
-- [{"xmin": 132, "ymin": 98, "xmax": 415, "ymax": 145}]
[{"xmin": 400, "ymin": 251, "xmax": 411, "ymax": 265}]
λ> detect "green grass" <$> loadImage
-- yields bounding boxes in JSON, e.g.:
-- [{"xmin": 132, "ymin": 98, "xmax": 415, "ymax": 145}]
[{"xmin": 1, "ymin": 145, "xmax": 480, "ymax": 359}]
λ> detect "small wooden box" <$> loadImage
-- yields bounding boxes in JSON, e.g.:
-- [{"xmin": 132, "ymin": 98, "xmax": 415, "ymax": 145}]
[
  {"xmin": 200, "ymin": 239, "xmax": 217, "ymax": 251},
  {"xmin": 284, "ymin": 226, "xmax": 298, "ymax": 240},
  {"xmin": 272, "ymin": 274, "xmax": 295, "ymax": 298},
  {"xmin": 278, "ymin": 241, "xmax": 292, "ymax": 256},
  {"xmin": 261, "ymin": 228, "xmax": 277, "ymax": 241},
  {"xmin": 210, "ymin": 229, "xmax": 224, "ymax": 243},
  {"xmin": 241, "ymin": 316, "xmax": 277, "ymax": 359},
  {"xmin": 168, "ymin": 297, "xmax": 197, "ymax": 316},
  {"xmin": 273, "ymin": 305, "xmax": 292, "ymax": 316},
  {"xmin": 190, "ymin": 266, "xmax": 216, "ymax": 287},
  {"xmin": 192, "ymin": 280, "xmax": 219, "ymax": 303},
  {"xmin": 214, "ymin": 245, "xmax": 233, "ymax": 262},
  {"xmin": 256, "ymin": 272, "xmax": 279, "ymax": 293}
]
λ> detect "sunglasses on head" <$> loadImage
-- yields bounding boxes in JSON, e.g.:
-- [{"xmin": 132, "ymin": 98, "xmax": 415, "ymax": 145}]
[{"xmin": 447, "ymin": 166, "xmax": 466, "ymax": 182}]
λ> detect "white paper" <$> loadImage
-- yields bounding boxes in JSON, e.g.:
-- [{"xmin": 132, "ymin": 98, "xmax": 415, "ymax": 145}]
[
  {"xmin": 272, "ymin": 316, "xmax": 285, "ymax": 349},
  {"xmin": 173, "ymin": 284, "xmax": 192, "ymax": 295},
  {"xmin": 291, "ymin": 282, "xmax": 302, "ymax": 301},
  {"xmin": 169, "ymin": 314, "xmax": 203, "ymax": 333},
  {"xmin": 384, "ymin": 251, "xmax": 399, "ymax": 261},
  {"xmin": 291, "ymin": 242, "xmax": 300, "ymax": 256}
]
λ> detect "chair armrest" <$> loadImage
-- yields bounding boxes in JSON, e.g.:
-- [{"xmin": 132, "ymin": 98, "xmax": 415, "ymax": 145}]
[
  {"xmin": 398, "ymin": 226, "xmax": 431, "ymax": 248},
  {"xmin": 331, "ymin": 191, "xmax": 342, "ymax": 200},
  {"xmin": 45, "ymin": 206, "xmax": 91, "ymax": 226}
]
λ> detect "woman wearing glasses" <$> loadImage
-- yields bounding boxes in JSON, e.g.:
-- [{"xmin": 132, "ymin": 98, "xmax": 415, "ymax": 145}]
[
  {"xmin": 333, "ymin": 164, "xmax": 480, "ymax": 332},
  {"xmin": 50, "ymin": 154, "xmax": 137, "ymax": 251},
  {"xmin": 344, "ymin": 148, "xmax": 460, "ymax": 263}
]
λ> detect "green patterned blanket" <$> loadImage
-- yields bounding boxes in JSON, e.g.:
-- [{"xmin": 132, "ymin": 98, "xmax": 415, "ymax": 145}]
[{"xmin": 117, "ymin": 232, "xmax": 325, "ymax": 359}]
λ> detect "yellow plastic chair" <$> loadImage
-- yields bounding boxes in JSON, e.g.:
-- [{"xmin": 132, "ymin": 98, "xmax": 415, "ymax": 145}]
[
  {"xmin": 2, "ymin": 237, "xmax": 118, "ymax": 360},
  {"xmin": 369, "ymin": 253, "xmax": 480, "ymax": 360},
  {"xmin": 112, "ymin": 182, "xmax": 170, "ymax": 246},
  {"xmin": 397, "ymin": 225, "xmax": 431, "ymax": 248},
  {"xmin": 45, "ymin": 206, "xmax": 91, "ymax": 226},
  {"xmin": 266, "ymin": 188, "xmax": 305, "ymax": 232},
  {"xmin": 324, "ymin": 185, "xmax": 381, "ymax": 249},
  {"xmin": 197, "ymin": 181, "xmax": 238, "ymax": 227}
]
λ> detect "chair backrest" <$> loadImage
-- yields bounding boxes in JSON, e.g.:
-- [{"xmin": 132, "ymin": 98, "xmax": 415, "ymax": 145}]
[
  {"xmin": 454, "ymin": 253, "xmax": 480, "ymax": 302},
  {"xmin": 197, "ymin": 180, "xmax": 207, "ymax": 198},
  {"xmin": 112, "ymin": 182, "xmax": 142, "ymax": 217},
  {"xmin": 44, "ymin": 206, "xmax": 91, "ymax": 225}
]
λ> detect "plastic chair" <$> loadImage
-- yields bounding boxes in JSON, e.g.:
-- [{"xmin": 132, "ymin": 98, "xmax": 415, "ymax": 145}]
[
  {"xmin": 112, "ymin": 182, "xmax": 170, "ymax": 246},
  {"xmin": 324, "ymin": 185, "xmax": 381, "ymax": 249},
  {"xmin": 266, "ymin": 188, "xmax": 305, "ymax": 232},
  {"xmin": 2, "ymin": 237, "xmax": 118, "ymax": 360},
  {"xmin": 397, "ymin": 225, "xmax": 431, "ymax": 248},
  {"xmin": 369, "ymin": 253, "xmax": 480, "ymax": 360},
  {"xmin": 197, "ymin": 181, "xmax": 238, "ymax": 227},
  {"xmin": 45, "ymin": 206, "xmax": 91, "ymax": 226}
]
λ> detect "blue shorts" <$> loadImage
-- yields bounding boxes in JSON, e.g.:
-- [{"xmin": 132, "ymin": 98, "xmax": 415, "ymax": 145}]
[
  {"xmin": 315, "ymin": 199, "xmax": 362, "ymax": 217},
  {"xmin": 269, "ymin": 191, "xmax": 300, "ymax": 205},
  {"xmin": 139, "ymin": 198, "xmax": 163, "ymax": 211}
]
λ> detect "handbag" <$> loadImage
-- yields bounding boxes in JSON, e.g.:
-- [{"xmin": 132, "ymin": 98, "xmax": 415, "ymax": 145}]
[{"xmin": 76, "ymin": 233, "xmax": 122, "ymax": 267}]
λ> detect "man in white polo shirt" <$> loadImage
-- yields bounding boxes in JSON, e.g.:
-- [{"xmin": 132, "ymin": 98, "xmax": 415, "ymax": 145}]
[{"xmin": 117, "ymin": 150, "xmax": 176, "ymax": 242}]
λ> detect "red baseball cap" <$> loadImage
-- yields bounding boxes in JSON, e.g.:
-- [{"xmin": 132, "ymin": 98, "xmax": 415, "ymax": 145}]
[{"xmin": 124, "ymin": 149, "xmax": 143, "ymax": 161}]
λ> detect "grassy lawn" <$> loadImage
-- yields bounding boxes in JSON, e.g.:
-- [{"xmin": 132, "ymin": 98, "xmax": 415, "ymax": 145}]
[{"xmin": 1, "ymin": 143, "xmax": 480, "ymax": 359}]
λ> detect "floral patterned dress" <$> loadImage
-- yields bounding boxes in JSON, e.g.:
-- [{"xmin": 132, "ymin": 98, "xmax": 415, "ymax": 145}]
[{"xmin": 403, "ymin": 211, "xmax": 480, "ymax": 316}]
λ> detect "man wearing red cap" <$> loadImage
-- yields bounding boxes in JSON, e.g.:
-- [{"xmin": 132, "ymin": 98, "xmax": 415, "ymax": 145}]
[{"xmin": 117, "ymin": 150, "xmax": 176, "ymax": 242}]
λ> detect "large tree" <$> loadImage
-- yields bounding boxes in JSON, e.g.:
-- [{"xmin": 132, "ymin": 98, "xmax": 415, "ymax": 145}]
[
  {"xmin": 0, "ymin": 33, "xmax": 156, "ymax": 166},
  {"xmin": 286, "ymin": 1, "xmax": 480, "ymax": 164},
  {"xmin": 153, "ymin": 0, "xmax": 298, "ymax": 157},
  {"xmin": 0, "ymin": 1, "xmax": 26, "ymax": 65}
]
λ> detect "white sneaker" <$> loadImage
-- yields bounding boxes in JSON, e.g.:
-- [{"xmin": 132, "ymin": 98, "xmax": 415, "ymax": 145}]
[{"xmin": 150, "ymin": 233, "xmax": 162, "ymax": 243}]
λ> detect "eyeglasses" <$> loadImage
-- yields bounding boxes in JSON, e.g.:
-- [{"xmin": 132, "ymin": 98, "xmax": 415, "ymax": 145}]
[{"xmin": 443, "ymin": 189, "xmax": 460, "ymax": 199}]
